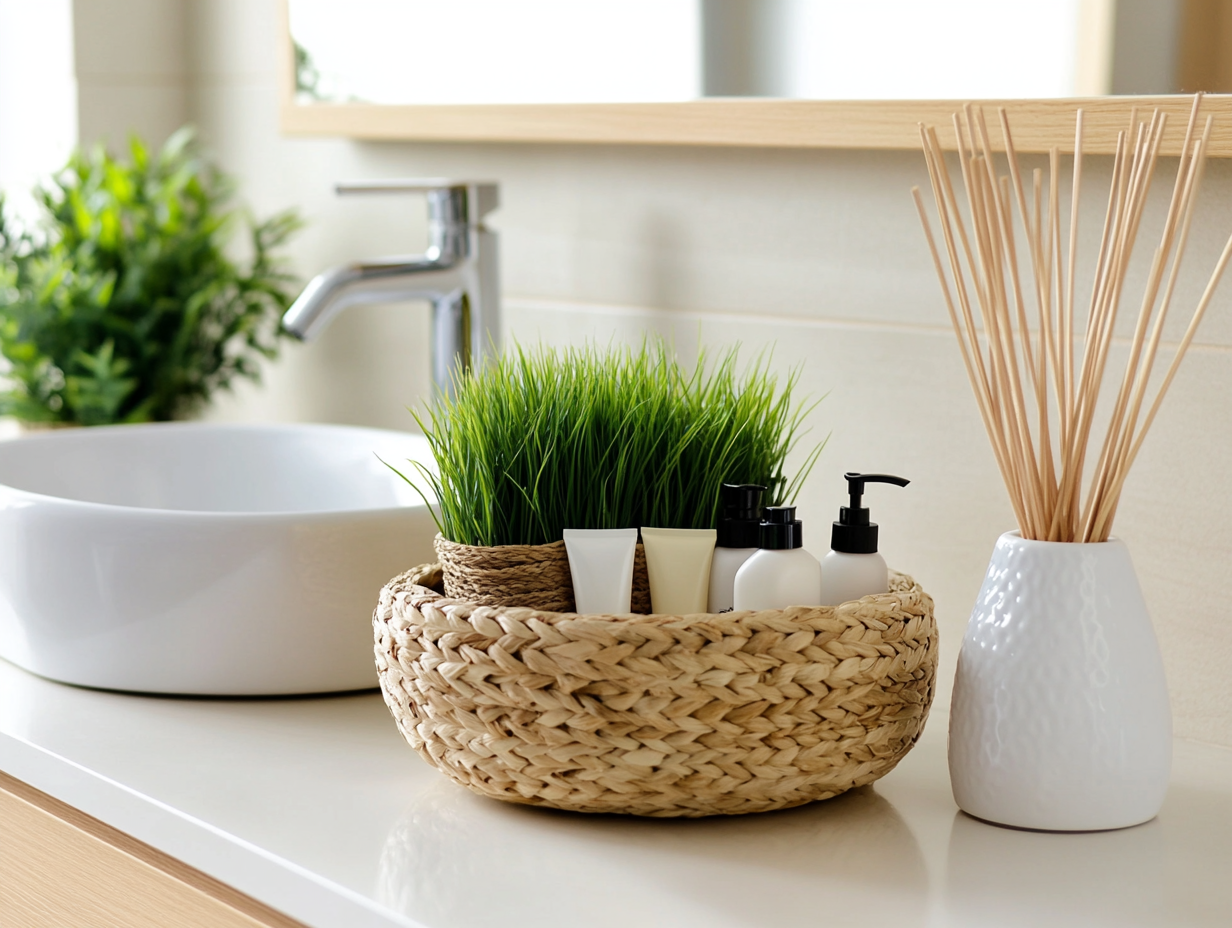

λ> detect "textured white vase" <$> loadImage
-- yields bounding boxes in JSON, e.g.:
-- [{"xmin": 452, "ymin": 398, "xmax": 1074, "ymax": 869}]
[{"xmin": 949, "ymin": 532, "xmax": 1171, "ymax": 831}]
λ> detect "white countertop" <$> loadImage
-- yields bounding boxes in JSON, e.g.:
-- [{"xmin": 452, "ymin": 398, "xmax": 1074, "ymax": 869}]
[{"xmin": 1, "ymin": 656, "xmax": 1230, "ymax": 928}]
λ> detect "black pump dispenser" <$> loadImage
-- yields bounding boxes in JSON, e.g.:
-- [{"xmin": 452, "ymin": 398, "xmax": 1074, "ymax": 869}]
[
  {"xmin": 717, "ymin": 483, "xmax": 765, "ymax": 547},
  {"xmin": 760, "ymin": 506, "xmax": 803, "ymax": 550},
  {"xmin": 831, "ymin": 472, "xmax": 910, "ymax": 554}
]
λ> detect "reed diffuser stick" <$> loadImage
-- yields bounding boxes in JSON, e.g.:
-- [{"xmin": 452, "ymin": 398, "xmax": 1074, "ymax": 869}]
[{"xmin": 915, "ymin": 95, "xmax": 1232, "ymax": 542}]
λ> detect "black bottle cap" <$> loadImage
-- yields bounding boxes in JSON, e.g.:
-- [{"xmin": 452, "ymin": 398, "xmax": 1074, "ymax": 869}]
[
  {"xmin": 831, "ymin": 472, "xmax": 909, "ymax": 554},
  {"xmin": 760, "ymin": 505, "xmax": 803, "ymax": 550},
  {"xmin": 717, "ymin": 483, "xmax": 765, "ymax": 547}
]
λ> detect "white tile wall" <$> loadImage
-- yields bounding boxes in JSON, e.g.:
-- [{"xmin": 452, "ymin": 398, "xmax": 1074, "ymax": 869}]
[
  {"xmin": 69, "ymin": 0, "xmax": 1232, "ymax": 746},
  {"xmin": 72, "ymin": 0, "xmax": 190, "ymax": 148},
  {"xmin": 76, "ymin": 83, "xmax": 189, "ymax": 149},
  {"xmin": 73, "ymin": 0, "xmax": 188, "ymax": 79}
]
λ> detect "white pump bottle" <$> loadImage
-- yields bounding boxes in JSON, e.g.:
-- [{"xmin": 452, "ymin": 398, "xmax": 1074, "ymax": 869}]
[
  {"xmin": 707, "ymin": 483, "xmax": 765, "ymax": 612},
  {"xmin": 732, "ymin": 506, "xmax": 822, "ymax": 610},
  {"xmin": 818, "ymin": 472, "xmax": 909, "ymax": 606}
]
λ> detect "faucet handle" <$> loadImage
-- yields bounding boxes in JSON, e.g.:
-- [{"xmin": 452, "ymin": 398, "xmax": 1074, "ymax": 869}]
[{"xmin": 334, "ymin": 179, "xmax": 498, "ymax": 226}]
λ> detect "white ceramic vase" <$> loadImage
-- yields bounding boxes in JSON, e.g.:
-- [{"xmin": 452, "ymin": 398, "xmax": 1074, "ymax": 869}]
[{"xmin": 949, "ymin": 531, "xmax": 1171, "ymax": 831}]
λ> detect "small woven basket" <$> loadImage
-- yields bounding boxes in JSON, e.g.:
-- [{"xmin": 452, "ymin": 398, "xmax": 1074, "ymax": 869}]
[
  {"xmin": 374, "ymin": 566, "xmax": 938, "ymax": 817},
  {"xmin": 435, "ymin": 534, "xmax": 651, "ymax": 613}
]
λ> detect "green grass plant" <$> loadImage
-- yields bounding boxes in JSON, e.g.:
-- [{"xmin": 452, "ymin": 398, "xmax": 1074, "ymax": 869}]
[{"xmin": 400, "ymin": 339, "xmax": 824, "ymax": 547}]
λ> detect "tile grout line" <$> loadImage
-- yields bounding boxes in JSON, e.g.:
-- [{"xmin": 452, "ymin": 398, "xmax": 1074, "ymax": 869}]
[{"xmin": 505, "ymin": 296, "xmax": 1232, "ymax": 355}]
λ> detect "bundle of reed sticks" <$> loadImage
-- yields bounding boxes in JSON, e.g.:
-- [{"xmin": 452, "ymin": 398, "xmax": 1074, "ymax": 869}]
[{"xmin": 913, "ymin": 94, "xmax": 1232, "ymax": 543}]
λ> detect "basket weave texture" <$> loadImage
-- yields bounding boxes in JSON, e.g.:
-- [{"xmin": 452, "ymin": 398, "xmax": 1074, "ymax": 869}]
[
  {"xmin": 375, "ymin": 566, "xmax": 938, "ymax": 817},
  {"xmin": 435, "ymin": 535, "xmax": 651, "ymax": 613}
]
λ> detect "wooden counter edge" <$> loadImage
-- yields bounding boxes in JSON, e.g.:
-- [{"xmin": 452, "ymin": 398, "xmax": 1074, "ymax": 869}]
[{"xmin": 0, "ymin": 769, "xmax": 308, "ymax": 928}]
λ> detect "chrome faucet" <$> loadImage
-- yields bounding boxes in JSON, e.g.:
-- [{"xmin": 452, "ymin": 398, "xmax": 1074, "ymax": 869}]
[{"xmin": 282, "ymin": 179, "xmax": 500, "ymax": 398}]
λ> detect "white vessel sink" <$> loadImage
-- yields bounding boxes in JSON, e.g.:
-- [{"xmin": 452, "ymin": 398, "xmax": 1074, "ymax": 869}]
[{"xmin": 0, "ymin": 422, "xmax": 438, "ymax": 696}]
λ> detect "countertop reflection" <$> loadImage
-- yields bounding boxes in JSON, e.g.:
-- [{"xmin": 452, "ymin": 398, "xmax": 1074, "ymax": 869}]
[
  {"xmin": 378, "ymin": 783, "xmax": 926, "ymax": 928},
  {"xmin": 0, "ymin": 657, "xmax": 1229, "ymax": 928}
]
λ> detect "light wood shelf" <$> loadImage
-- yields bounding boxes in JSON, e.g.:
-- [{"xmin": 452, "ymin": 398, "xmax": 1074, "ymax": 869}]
[{"xmin": 279, "ymin": 95, "xmax": 1232, "ymax": 155}]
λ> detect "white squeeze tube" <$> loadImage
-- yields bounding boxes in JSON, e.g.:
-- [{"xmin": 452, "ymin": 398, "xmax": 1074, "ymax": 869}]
[
  {"xmin": 563, "ymin": 528, "xmax": 639, "ymax": 614},
  {"xmin": 640, "ymin": 527, "xmax": 717, "ymax": 614}
]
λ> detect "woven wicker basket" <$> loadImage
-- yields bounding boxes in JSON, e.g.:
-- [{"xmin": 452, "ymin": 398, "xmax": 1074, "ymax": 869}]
[{"xmin": 375, "ymin": 564, "xmax": 937, "ymax": 817}]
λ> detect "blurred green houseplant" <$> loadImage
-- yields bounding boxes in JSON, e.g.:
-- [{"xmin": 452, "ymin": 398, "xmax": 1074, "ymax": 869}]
[{"xmin": 0, "ymin": 128, "xmax": 302, "ymax": 425}]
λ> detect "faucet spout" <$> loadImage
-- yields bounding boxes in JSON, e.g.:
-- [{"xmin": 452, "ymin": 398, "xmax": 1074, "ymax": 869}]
[
  {"xmin": 283, "ymin": 255, "xmax": 459, "ymax": 341},
  {"xmin": 281, "ymin": 180, "xmax": 499, "ymax": 400}
]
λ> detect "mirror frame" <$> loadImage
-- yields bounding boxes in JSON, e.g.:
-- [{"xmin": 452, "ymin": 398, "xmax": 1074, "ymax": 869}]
[{"xmin": 277, "ymin": 2, "xmax": 1232, "ymax": 156}]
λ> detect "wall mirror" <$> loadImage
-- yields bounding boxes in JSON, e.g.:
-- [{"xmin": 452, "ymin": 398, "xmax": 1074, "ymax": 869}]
[{"xmin": 280, "ymin": 0, "xmax": 1232, "ymax": 155}]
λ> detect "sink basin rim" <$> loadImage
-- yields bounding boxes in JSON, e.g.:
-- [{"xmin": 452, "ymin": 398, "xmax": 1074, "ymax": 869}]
[{"xmin": 0, "ymin": 420, "xmax": 437, "ymax": 520}]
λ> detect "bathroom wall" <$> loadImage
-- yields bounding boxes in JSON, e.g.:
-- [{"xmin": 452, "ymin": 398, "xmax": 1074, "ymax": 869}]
[
  {"xmin": 51, "ymin": 0, "xmax": 1232, "ymax": 748},
  {"xmin": 73, "ymin": 0, "xmax": 190, "ymax": 148}
]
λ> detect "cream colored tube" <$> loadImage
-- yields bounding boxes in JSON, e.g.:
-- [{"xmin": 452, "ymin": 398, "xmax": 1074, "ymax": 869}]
[
  {"xmin": 640, "ymin": 527, "xmax": 717, "ymax": 614},
  {"xmin": 563, "ymin": 528, "xmax": 638, "ymax": 614}
]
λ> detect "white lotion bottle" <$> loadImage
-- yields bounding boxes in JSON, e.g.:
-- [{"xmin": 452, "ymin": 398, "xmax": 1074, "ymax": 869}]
[
  {"xmin": 707, "ymin": 483, "xmax": 765, "ymax": 612},
  {"xmin": 818, "ymin": 472, "xmax": 910, "ymax": 606},
  {"xmin": 732, "ymin": 506, "xmax": 821, "ymax": 610}
]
